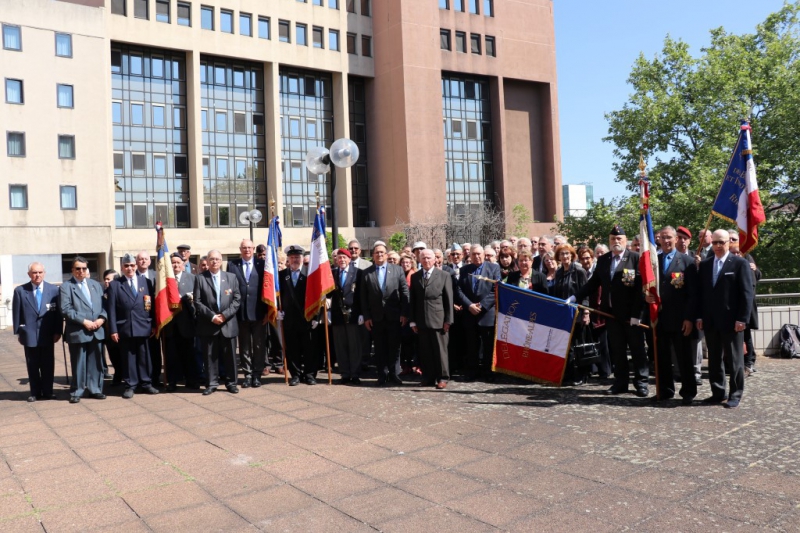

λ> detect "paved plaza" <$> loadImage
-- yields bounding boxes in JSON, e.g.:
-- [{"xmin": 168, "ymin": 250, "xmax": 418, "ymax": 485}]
[{"xmin": 1, "ymin": 329, "xmax": 799, "ymax": 532}]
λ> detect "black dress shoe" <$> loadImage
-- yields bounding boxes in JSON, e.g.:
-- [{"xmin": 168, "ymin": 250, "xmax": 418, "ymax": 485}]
[
  {"xmin": 635, "ymin": 388, "xmax": 649, "ymax": 398},
  {"xmin": 306, "ymin": 377, "xmax": 317, "ymax": 386},
  {"xmin": 202, "ymin": 386, "xmax": 217, "ymax": 395},
  {"xmin": 143, "ymin": 385, "xmax": 160, "ymax": 395},
  {"xmin": 387, "ymin": 374, "xmax": 403, "ymax": 386},
  {"xmin": 606, "ymin": 386, "xmax": 628, "ymax": 395},
  {"xmin": 701, "ymin": 396, "xmax": 725, "ymax": 404},
  {"xmin": 289, "ymin": 377, "xmax": 300, "ymax": 386},
  {"xmin": 186, "ymin": 382, "xmax": 201, "ymax": 390},
  {"xmin": 122, "ymin": 388, "xmax": 135, "ymax": 399},
  {"xmin": 681, "ymin": 397, "xmax": 694, "ymax": 406},
  {"xmin": 723, "ymin": 399, "xmax": 740, "ymax": 409},
  {"xmin": 69, "ymin": 396, "xmax": 81, "ymax": 404},
  {"xmin": 339, "ymin": 377, "xmax": 351, "ymax": 385},
  {"xmin": 27, "ymin": 396, "xmax": 36, "ymax": 403},
  {"xmin": 226, "ymin": 384, "xmax": 239, "ymax": 393},
  {"xmin": 350, "ymin": 377, "xmax": 361, "ymax": 386},
  {"xmin": 251, "ymin": 378, "xmax": 262, "ymax": 388},
  {"xmin": 46, "ymin": 393, "xmax": 57, "ymax": 400},
  {"xmin": 92, "ymin": 393, "xmax": 107, "ymax": 400},
  {"xmin": 241, "ymin": 380, "xmax": 251, "ymax": 389}
]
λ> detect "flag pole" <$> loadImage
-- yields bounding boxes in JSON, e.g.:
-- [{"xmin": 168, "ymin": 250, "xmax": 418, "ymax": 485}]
[
  {"xmin": 639, "ymin": 156, "xmax": 661, "ymax": 400},
  {"xmin": 270, "ymin": 197, "xmax": 289, "ymax": 386},
  {"xmin": 316, "ymin": 186, "xmax": 334, "ymax": 385}
]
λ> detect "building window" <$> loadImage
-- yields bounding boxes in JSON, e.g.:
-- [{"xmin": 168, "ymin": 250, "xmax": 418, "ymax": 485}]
[
  {"xmin": 455, "ymin": 31, "xmax": 466, "ymax": 53},
  {"xmin": 5, "ymin": 79, "xmax": 23, "ymax": 104},
  {"xmin": 130, "ymin": 54, "xmax": 143, "ymax": 75},
  {"xmin": 329, "ymin": 29, "xmax": 339, "ymax": 51},
  {"xmin": 134, "ymin": 0, "xmax": 149, "ymax": 19},
  {"xmin": 440, "ymin": 29, "xmax": 451, "ymax": 50},
  {"xmin": 314, "ymin": 0, "xmax": 323, "ymax": 5},
  {"xmin": 215, "ymin": 111, "xmax": 227, "ymax": 131},
  {"xmin": 220, "ymin": 10, "xmax": 233, "ymax": 33},
  {"xmin": 470, "ymin": 33, "xmax": 481, "ymax": 54},
  {"xmin": 7, "ymin": 132, "xmax": 25, "ymax": 157},
  {"xmin": 349, "ymin": 77, "xmax": 370, "ymax": 226},
  {"xmin": 361, "ymin": 0, "xmax": 370, "ymax": 16},
  {"xmin": 153, "ymin": 104, "xmax": 166, "ymax": 127},
  {"xmin": 258, "ymin": 17, "xmax": 270, "ymax": 39},
  {"xmin": 9, "ymin": 185, "xmax": 27, "ymax": 210},
  {"xmin": 114, "ymin": 152, "xmax": 123, "ymax": 174},
  {"xmin": 439, "ymin": 0, "xmax": 449, "ymax": 8},
  {"xmin": 279, "ymin": 20, "xmax": 290, "ymax": 42},
  {"xmin": 57, "ymin": 84, "xmax": 74, "ymax": 108},
  {"xmin": 485, "ymin": 35, "xmax": 495, "ymax": 57},
  {"xmin": 131, "ymin": 103, "xmax": 144, "ymax": 125},
  {"xmin": 60, "ymin": 186, "xmax": 77, "ymax": 210},
  {"xmin": 346, "ymin": 0, "xmax": 355, "ymax": 13},
  {"xmin": 55, "ymin": 33, "xmax": 72, "ymax": 57},
  {"xmin": 132, "ymin": 153, "xmax": 146, "ymax": 173},
  {"xmin": 483, "ymin": 0, "xmax": 493, "ymax": 17},
  {"xmin": 2, "ymin": 25, "xmax": 21, "ymax": 51},
  {"xmin": 156, "ymin": 0, "xmax": 170, "ymax": 23},
  {"xmin": 177, "ymin": 2, "xmax": 191, "ymax": 26},
  {"xmin": 201, "ymin": 6, "xmax": 213, "ymax": 29},
  {"xmin": 240, "ymin": 13, "xmax": 252, "ymax": 36},
  {"xmin": 111, "ymin": 0, "xmax": 126, "ymax": 16},
  {"xmin": 330, "ymin": 0, "xmax": 338, "ymax": 8},
  {"xmin": 346, "ymin": 33, "xmax": 356, "ymax": 54},
  {"xmin": 312, "ymin": 26, "xmax": 323, "ymax": 48},
  {"xmin": 361, "ymin": 35, "xmax": 371, "ymax": 57},
  {"xmin": 112, "ymin": 101, "xmax": 122, "ymax": 123},
  {"xmin": 296, "ymin": 24, "xmax": 307, "ymax": 46},
  {"xmin": 453, "ymin": 0, "xmax": 464, "ymax": 12},
  {"xmin": 469, "ymin": 0, "xmax": 478, "ymax": 14},
  {"xmin": 58, "ymin": 135, "xmax": 75, "ymax": 159}
]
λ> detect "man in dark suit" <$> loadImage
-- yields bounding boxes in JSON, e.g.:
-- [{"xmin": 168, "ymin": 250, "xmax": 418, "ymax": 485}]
[
  {"xmin": 163, "ymin": 252, "xmax": 198, "ymax": 391},
  {"xmin": 278, "ymin": 245, "xmax": 321, "ymax": 386},
  {"xmin": 360, "ymin": 243, "xmax": 409, "ymax": 385},
  {"xmin": 409, "ymin": 249, "xmax": 453, "ymax": 389},
  {"xmin": 648, "ymin": 226, "xmax": 697, "ymax": 404},
  {"xmin": 573, "ymin": 225, "xmax": 649, "ymax": 397},
  {"xmin": 177, "ymin": 244, "xmax": 198, "ymax": 274},
  {"xmin": 532, "ymin": 236, "xmax": 553, "ymax": 273},
  {"xmin": 107, "ymin": 253, "xmax": 159, "ymax": 399},
  {"xmin": 60, "ymin": 256, "xmax": 108, "ymax": 403},
  {"xmin": 227, "ymin": 239, "xmax": 267, "ymax": 388},
  {"xmin": 194, "ymin": 250, "xmax": 241, "ymax": 395},
  {"xmin": 330, "ymin": 248, "xmax": 363, "ymax": 384},
  {"xmin": 696, "ymin": 229, "xmax": 754, "ymax": 409},
  {"xmin": 12, "ymin": 262, "xmax": 62, "ymax": 402},
  {"xmin": 135, "ymin": 250, "xmax": 162, "ymax": 385},
  {"xmin": 456, "ymin": 245, "xmax": 501, "ymax": 382}
]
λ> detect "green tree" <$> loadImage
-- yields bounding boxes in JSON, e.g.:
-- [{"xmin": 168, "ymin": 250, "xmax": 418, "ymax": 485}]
[
  {"xmin": 326, "ymin": 231, "xmax": 347, "ymax": 261},
  {"xmin": 509, "ymin": 204, "xmax": 533, "ymax": 237},
  {"xmin": 387, "ymin": 232, "xmax": 407, "ymax": 252}
]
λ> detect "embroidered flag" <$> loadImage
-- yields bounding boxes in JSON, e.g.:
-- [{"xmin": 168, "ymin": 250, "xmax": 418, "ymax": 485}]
[
  {"xmin": 154, "ymin": 222, "xmax": 181, "ymax": 338},
  {"xmin": 304, "ymin": 206, "xmax": 335, "ymax": 321},
  {"xmin": 261, "ymin": 215, "xmax": 282, "ymax": 324}
]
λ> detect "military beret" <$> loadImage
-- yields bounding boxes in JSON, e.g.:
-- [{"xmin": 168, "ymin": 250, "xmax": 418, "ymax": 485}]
[
  {"xmin": 609, "ymin": 225, "xmax": 626, "ymax": 236},
  {"xmin": 676, "ymin": 226, "xmax": 692, "ymax": 238},
  {"xmin": 121, "ymin": 253, "xmax": 137, "ymax": 264}
]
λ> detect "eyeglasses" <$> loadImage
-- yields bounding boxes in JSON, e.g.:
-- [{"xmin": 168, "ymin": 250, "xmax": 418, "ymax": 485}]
[
  {"xmin": 711, "ymin": 240, "xmax": 728, "ymax": 245},
  {"xmin": 73, "ymin": 266, "xmax": 88, "ymax": 271},
  {"xmin": 730, "ymin": 237, "xmax": 739, "ymax": 241},
  {"xmin": 348, "ymin": 247, "xmax": 359, "ymax": 251}
]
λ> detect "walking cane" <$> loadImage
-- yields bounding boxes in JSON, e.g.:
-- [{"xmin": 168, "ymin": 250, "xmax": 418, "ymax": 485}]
[{"xmin": 61, "ymin": 337, "xmax": 70, "ymax": 385}]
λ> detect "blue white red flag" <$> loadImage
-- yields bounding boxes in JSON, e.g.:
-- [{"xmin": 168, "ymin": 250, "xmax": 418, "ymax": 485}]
[
  {"xmin": 638, "ymin": 172, "xmax": 660, "ymax": 324},
  {"xmin": 493, "ymin": 282, "xmax": 578, "ymax": 385},
  {"xmin": 261, "ymin": 216, "xmax": 282, "ymax": 324},
  {"xmin": 711, "ymin": 120, "xmax": 766, "ymax": 254},
  {"xmin": 154, "ymin": 222, "xmax": 181, "ymax": 338},
  {"xmin": 304, "ymin": 206, "xmax": 335, "ymax": 321}
]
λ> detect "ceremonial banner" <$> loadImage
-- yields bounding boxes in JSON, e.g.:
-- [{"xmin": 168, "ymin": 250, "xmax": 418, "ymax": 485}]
[
  {"xmin": 154, "ymin": 223, "xmax": 181, "ymax": 338},
  {"xmin": 711, "ymin": 120, "xmax": 766, "ymax": 254},
  {"xmin": 304, "ymin": 206, "xmax": 335, "ymax": 321},
  {"xmin": 261, "ymin": 215, "xmax": 282, "ymax": 324},
  {"xmin": 493, "ymin": 282, "xmax": 578, "ymax": 385},
  {"xmin": 638, "ymin": 169, "xmax": 660, "ymax": 324}
]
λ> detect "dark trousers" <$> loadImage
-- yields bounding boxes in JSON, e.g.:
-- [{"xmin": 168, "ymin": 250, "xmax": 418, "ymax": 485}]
[
  {"xmin": 238, "ymin": 320, "xmax": 266, "ymax": 379},
  {"xmin": 104, "ymin": 339, "xmax": 122, "ymax": 382},
  {"xmin": 148, "ymin": 336, "xmax": 162, "ymax": 384},
  {"xmin": 448, "ymin": 312, "xmax": 466, "ymax": 374},
  {"xmin": 201, "ymin": 335, "xmax": 238, "ymax": 388},
  {"xmin": 333, "ymin": 323, "xmax": 363, "ymax": 378},
  {"xmin": 417, "ymin": 327, "xmax": 450, "ymax": 382},
  {"xmin": 121, "ymin": 337, "xmax": 153, "ymax": 389},
  {"xmin": 267, "ymin": 323, "xmax": 284, "ymax": 370},
  {"xmin": 744, "ymin": 328, "xmax": 756, "ymax": 368},
  {"xmin": 656, "ymin": 327, "xmax": 697, "ymax": 400},
  {"xmin": 165, "ymin": 333, "xmax": 198, "ymax": 386},
  {"xmin": 372, "ymin": 318, "xmax": 401, "ymax": 381},
  {"xmin": 284, "ymin": 327, "xmax": 319, "ymax": 380},
  {"xmin": 606, "ymin": 319, "xmax": 649, "ymax": 390},
  {"xmin": 591, "ymin": 326, "xmax": 612, "ymax": 377},
  {"xmin": 705, "ymin": 327, "xmax": 745, "ymax": 402},
  {"xmin": 24, "ymin": 344, "xmax": 55, "ymax": 397},
  {"xmin": 465, "ymin": 324, "xmax": 495, "ymax": 378},
  {"xmin": 68, "ymin": 340, "xmax": 104, "ymax": 397}
]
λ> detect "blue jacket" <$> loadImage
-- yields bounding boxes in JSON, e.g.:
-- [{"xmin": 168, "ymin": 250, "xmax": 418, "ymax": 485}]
[
  {"xmin": 13, "ymin": 281, "xmax": 62, "ymax": 347},
  {"xmin": 106, "ymin": 274, "xmax": 155, "ymax": 338}
]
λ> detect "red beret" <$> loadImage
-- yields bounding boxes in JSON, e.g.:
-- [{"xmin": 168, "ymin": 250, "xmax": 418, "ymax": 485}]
[
  {"xmin": 335, "ymin": 248, "xmax": 352, "ymax": 258},
  {"xmin": 676, "ymin": 226, "xmax": 692, "ymax": 238}
]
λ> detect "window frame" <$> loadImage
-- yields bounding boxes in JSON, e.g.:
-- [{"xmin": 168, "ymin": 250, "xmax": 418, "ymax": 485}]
[
  {"xmin": 55, "ymin": 33, "xmax": 72, "ymax": 58},
  {"xmin": 6, "ymin": 131, "xmax": 26, "ymax": 157},
  {"xmin": 177, "ymin": 2, "xmax": 191, "ymax": 26},
  {"xmin": 455, "ymin": 31, "xmax": 466, "ymax": 53},
  {"xmin": 346, "ymin": 32, "xmax": 357, "ymax": 54},
  {"xmin": 9, "ymin": 184, "xmax": 28, "ymax": 210},
  {"xmin": 220, "ymin": 9, "xmax": 234, "ymax": 34},
  {"xmin": 134, "ymin": 0, "xmax": 149, "ymax": 20},
  {"xmin": 201, "ymin": 5, "xmax": 214, "ymax": 30},
  {"xmin": 258, "ymin": 16, "xmax": 270, "ymax": 39},
  {"xmin": 57, "ymin": 84, "xmax": 74, "ymax": 109},
  {"xmin": 440, "ymin": 29, "xmax": 451, "ymax": 51},
  {"xmin": 60, "ymin": 185, "xmax": 78, "ymax": 210},
  {"xmin": 2, "ymin": 24, "xmax": 22, "ymax": 51},
  {"xmin": 155, "ymin": 0, "xmax": 170, "ymax": 23},
  {"xmin": 470, "ymin": 33, "xmax": 481, "ymax": 54},
  {"xmin": 58, "ymin": 134, "xmax": 76, "ymax": 160},
  {"xmin": 312, "ymin": 26, "xmax": 324, "ymax": 48},
  {"xmin": 296, "ymin": 23, "xmax": 308, "ymax": 46},
  {"xmin": 5, "ymin": 78, "xmax": 24, "ymax": 104},
  {"xmin": 361, "ymin": 0, "xmax": 370, "ymax": 16},
  {"xmin": 361, "ymin": 35, "xmax": 371, "ymax": 57},
  {"xmin": 485, "ymin": 35, "xmax": 496, "ymax": 57},
  {"xmin": 240, "ymin": 12, "xmax": 252, "ymax": 36},
  {"xmin": 278, "ymin": 20, "xmax": 291, "ymax": 43},
  {"xmin": 329, "ymin": 29, "xmax": 340, "ymax": 51}
]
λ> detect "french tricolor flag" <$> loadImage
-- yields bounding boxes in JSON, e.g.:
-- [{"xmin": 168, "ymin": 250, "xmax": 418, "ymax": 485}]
[
  {"xmin": 304, "ymin": 206, "xmax": 335, "ymax": 321},
  {"xmin": 261, "ymin": 215, "xmax": 282, "ymax": 324},
  {"xmin": 493, "ymin": 283, "xmax": 578, "ymax": 385}
]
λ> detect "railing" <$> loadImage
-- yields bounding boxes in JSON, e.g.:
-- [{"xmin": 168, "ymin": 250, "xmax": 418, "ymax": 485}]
[{"xmin": 756, "ymin": 278, "xmax": 800, "ymax": 306}]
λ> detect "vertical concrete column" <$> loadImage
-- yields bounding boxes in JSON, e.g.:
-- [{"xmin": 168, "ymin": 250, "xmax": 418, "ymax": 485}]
[
  {"xmin": 491, "ymin": 76, "xmax": 507, "ymax": 216},
  {"xmin": 264, "ymin": 62, "xmax": 284, "ymax": 221},
  {"xmin": 331, "ymin": 72, "xmax": 353, "ymax": 233},
  {"xmin": 186, "ymin": 50, "xmax": 204, "ymax": 229}
]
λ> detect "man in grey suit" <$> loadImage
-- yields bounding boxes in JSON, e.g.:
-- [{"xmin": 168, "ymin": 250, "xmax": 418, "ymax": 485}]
[
  {"xmin": 194, "ymin": 250, "xmax": 241, "ymax": 395},
  {"xmin": 409, "ymin": 249, "xmax": 453, "ymax": 389},
  {"xmin": 60, "ymin": 256, "xmax": 108, "ymax": 403},
  {"xmin": 163, "ymin": 253, "xmax": 198, "ymax": 391},
  {"xmin": 360, "ymin": 242, "xmax": 409, "ymax": 385},
  {"xmin": 12, "ymin": 262, "xmax": 62, "ymax": 402}
]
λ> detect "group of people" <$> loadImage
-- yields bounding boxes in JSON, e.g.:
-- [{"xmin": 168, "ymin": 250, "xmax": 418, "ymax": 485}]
[{"xmin": 12, "ymin": 223, "xmax": 759, "ymax": 409}]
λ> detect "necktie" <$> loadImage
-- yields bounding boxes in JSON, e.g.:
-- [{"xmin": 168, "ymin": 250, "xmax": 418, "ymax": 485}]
[
  {"xmin": 473, "ymin": 265, "xmax": 482, "ymax": 291},
  {"xmin": 129, "ymin": 278, "xmax": 136, "ymax": 296},
  {"xmin": 713, "ymin": 259, "xmax": 723, "ymax": 286},
  {"xmin": 291, "ymin": 270, "xmax": 299, "ymax": 287},
  {"xmin": 340, "ymin": 270, "xmax": 347, "ymax": 288},
  {"xmin": 213, "ymin": 274, "xmax": 221, "ymax": 309},
  {"xmin": 611, "ymin": 255, "xmax": 620, "ymax": 276},
  {"xmin": 244, "ymin": 261, "xmax": 251, "ymax": 283},
  {"xmin": 378, "ymin": 266, "xmax": 385, "ymax": 290},
  {"xmin": 81, "ymin": 281, "xmax": 91, "ymax": 302},
  {"xmin": 35, "ymin": 286, "xmax": 42, "ymax": 310},
  {"xmin": 424, "ymin": 270, "xmax": 430, "ymax": 281},
  {"xmin": 663, "ymin": 252, "xmax": 673, "ymax": 274}
]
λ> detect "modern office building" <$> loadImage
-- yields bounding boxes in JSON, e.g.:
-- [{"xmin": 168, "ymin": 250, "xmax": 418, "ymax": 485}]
[
  {"xmin": 563, "ymin": 182, "xmax": 594, "ymax": 218},
  {"xmin": 1, "ymin": 0, "xmax": 560, "ymax": 316}
]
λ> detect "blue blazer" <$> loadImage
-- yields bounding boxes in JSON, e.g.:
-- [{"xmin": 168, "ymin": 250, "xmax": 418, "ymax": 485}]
[
  {"xmin": 227, "ymin": 257, "xmax": 266, "ymax": 322},
  {"xmin": 60, "ymin": 277, "xmax": 107, "ymax": 343},
  {"xmin": 457, "ymin": 261, "xmax": 501, "ymax": 327},
  {"xmin": 13, "ymin": 281, "xmax": 62, "ymax": 347},
  {"xmin": 106, "ymin": 274, "xmax": 155, "ymax": 338}
]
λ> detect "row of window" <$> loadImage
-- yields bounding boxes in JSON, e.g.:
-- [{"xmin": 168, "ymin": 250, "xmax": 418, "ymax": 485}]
[
  {"xmin": 440, "ymin": 30, "xmax": 495, "ymax": 56},
  {"xmin": 9, "ymin": 184, "xmax": 77, "ymax": 210},
  {"xmin": 2, "ymin": 23, "xmax": 73, "ymax": 56},
  {"xmin": 5, "ymin": 79, "xmax": 74, "ymax": 107},
  {"xmin": 5, "ymin": 133, "xmax": 76, "ymax": 159},
  {"xmin": 110, "ymin": 0, "xmax": 371, "ymax": 21},
  {"xmin": 439, "ymin": 0, "xmax": 494, "ymax": 17}
]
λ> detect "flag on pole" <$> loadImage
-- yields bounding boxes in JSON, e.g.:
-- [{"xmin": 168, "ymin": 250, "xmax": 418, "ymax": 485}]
[
  {"xmin": 304, "ymin": 206, "xmax": 335, "ymax": 321},
  {"xmin": 261, "ymin": 215, "xmax": 282, "ymax": 324},
  {"xmin": 711, "ymin": 120, "xmax": 766, "ymax": 254},
  {"xmin": 154, "ymin": 222, "xmax": 181, "ymax": 338},
  {"xmin": 493, "ymin": 282, "xmax": 578, "ymax": 385},
  {"xmin": 638, "ymin": 164, "xmax": 660, "ymax": 324}
]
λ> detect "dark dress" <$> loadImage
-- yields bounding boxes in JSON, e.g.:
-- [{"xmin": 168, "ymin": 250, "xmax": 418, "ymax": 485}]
[{"xmin": 551, "ymin": 264, "xmax": 589, "ymax": 385}]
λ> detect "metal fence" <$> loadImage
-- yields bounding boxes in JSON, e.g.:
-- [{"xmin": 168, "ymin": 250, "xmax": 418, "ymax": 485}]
[{"xmin": 756, "ymin": 278, "xmax": 800, "ymax": 306}]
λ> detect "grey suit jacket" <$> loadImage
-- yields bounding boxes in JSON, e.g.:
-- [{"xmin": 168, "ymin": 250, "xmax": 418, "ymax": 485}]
[
  {"xmin": 60, "ymin": 277, "xmax": 107, "ymax": 344},
  {"xmin": 194, "ymin": 270, "xmax": 240, "ymax": 338},
  {"xmin": 409, "ymin": 268, "xmax": 453, "ymax": 329}
]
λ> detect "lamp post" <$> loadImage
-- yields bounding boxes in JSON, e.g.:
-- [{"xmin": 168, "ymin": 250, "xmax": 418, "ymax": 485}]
[{"xmin": 238, "ymin": 209, "xmax": 263, "ymax": 242}]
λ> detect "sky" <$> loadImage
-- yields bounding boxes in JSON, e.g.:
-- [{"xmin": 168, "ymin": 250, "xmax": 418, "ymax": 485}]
[{"xmin": 554, "ymin": 0, "xmax": 789, "ymax": 202}]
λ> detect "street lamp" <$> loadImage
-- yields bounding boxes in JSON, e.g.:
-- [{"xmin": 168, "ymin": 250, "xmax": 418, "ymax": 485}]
[
  {"xmin": 305, "ymin": 138, "xmax": 360, "ymax": 250},
  {"xmin": 238, "ymin": 208, "xmax": 263, "ymax": 242}
]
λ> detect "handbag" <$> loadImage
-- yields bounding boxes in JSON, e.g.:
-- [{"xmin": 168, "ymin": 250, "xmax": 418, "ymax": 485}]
[{"xmin": 572, "ymin": 326, "xmax": 601, "ymax": 367}]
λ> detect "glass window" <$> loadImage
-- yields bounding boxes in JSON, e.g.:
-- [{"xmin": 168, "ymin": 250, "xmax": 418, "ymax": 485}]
[
  {"xmin": 217, "ymin": 158, "xmax": 228, "ymax": 178},
  {"xmin": 130, "ymin": 54, "xmax": 143, "ymax": 75},
  {"xmin": 156, "ymin": 0, "xmax": 170, "ymax": 22},
  {"xmin": 58, "ymin": 135, "xmax": 75, "ymax": 159},
  {"xmin": 214, "ymin": 64, "xmax": 225, "ymax": 84},
  {"xmin": 134, "ymin": 0, "xmax": 149, "ymax": 19},
  {"xmin": 483, "ymin": 0, "xmax": 493, "ymax": 17},
  {"xmin": 177, "ymin": 2, "xmax": 191, "ymax": 26},
  {"xmin": 9, "ymin": 185, "xmax": 27, "ymax": 209},
  {"xmin": 132, "ymin": 153, "xmax": 146, "ymax": 172},
  {"xmin": 240, "ymin": 13, "xmax": 252, "ymax": 36},
  {"xmin": 440, "ymin": 29, "xmax": 451, "ymax": 50},
  {"xmin": 329, "ymin": 0, "xmax": 338, "ymax": 8},
  {"xmin": 2, "ymin": 25, "xmax": 21, "ymax": 51},
  {"xmin": 60, "ymin": 186, "xmax": 77, "ymax": 210},
  {"xmin": 112, "ymin": 101, "xmax": 122, "ymax": 124},
  {"xmin": 5, "ymin": 79, "xmax": 23, "ymax": 104},
  {"xmin": 470, "ymin": 33, "xmax": 481, "ymax": 54},
  {"xmin": 361, "ymin": 35, "xmax": 371, "ymax": 56},
  {"xmin": 455, "ymin": 31, "xmax": 466, "ymax": 53},
  {"xmin": 289, "ymin": 117, "xmax": 301, "ymax": 137},
  {"xmin": 329, "ymin": 30, "xmax": 339, "ymax": 51},
  {"xmin": 453, "ymin": 0, "xmax": 463, "ymax": 11},
  {"xmin": 55, "ymin": 33, "xmax": 72, "ymax": 57},
  {"xmin": 361, "ymin": 0, "xmax": 370, "ymax": 16},
  {"xmin": 313, "ymin": 26, "xmax": 323, "ymax": 48},
  {"xmin": 201, "ymin": 109, "xmax": 208, "ymax": 130},
  {"xmin": 233, "ymin": 68, "xmax": 245, "ymax": 87},
  {"xmin": 253, "ymin": 113, "xmax": 264, "ymax": 134},
  {"xmin": 114, "ymin": 153, "xmax": 123, "ymax": 174},
  {"xmin": 152, "ymin": 56, "xmax": 165, "ymax": 77},
  {"xmin": 111, "ymin": 0, "xmax": 126, "ymax": 15},
  {"xmin": 57, "ymin": 84, "xmax": 74, "ymax": 108},
  {"xmin": 235, "ymin": 159, "xmax": 247, "ymax": 179},
  {"xmin": 7, "ymin": 132, "xmax": 25, "ymax": 157},
  {"xmin": 346, "ymin": 0, "xmax": 355, "ymax": 13},
  {"xmin": 314, "ymin": 0, "xmax": 324, "ymax": 5},
  {"xmin": 131, "ymin": 103, "xmax": 144, "ymax": 125},
  {"xmin": 111, "ymin": 50, "xmax": 122, "ymax": 72},
  {"xmin": 234, "ymin": 112, "xmax": 246, "ymax": 133},
  {"xmin": 153, "ymin": 105, "xmax": 165, "ymax": 127},
  {"xmin": 218, "ymin": 206, "xmax": 230, "ymax": 226},
  {"xmin": 116, "ymin": 206, "xmax": 125, "ymax": 227},
  {"xmin": 439, "ymin": 0, "xmax": 449, "ymax": 8},
  {"xmin": 201, "ymin": 6, "xmax": 213, "ymax": 29},
  {"xmin": 258, "ymin": 17, "xmax": 270, "ymax": 39},
  {"xmin": 215, "ymin": 111, "xmax": 227, "ymax": 131},
  {"xmin": 220, "ymin": 9, "xmax": 233, "ymax": 33},
  {"xmin": 279, "ymin": 20, "xmax": 290, "ymax": 42},
  {"xmin": 346, "ymin": 33, "xmax": 356, "ymax": 54},
  {"xmin": 154, "ymin": 155, "xmax": 167, "ymax": 176},
  {"xmin": 296, "ymin": 24, "xmax": 307, "ymax": 46},
  {"xmin": 485, "ymin": 36, "xmax": 495, "ymax": 57},
  {"xmin": 174, "ymin": 107, "xmax": 185, "ymax": 128},
  {"xmin": 469, "ymin": 0, "xmax": 478, "ymax": 14},
  {"xmin": 175, "ymin": 155, "xmax": 187, "ymax": 176}
]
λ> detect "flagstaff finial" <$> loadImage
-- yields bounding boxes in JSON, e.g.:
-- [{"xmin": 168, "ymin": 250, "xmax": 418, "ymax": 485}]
[
  {"xmin": 270, "ymin": 195, "xmax": 276, "ymax": 216},
  {"xmin": 315, "ymin": 184, "xmax": 320, "ymax": 208},
  {"xmin": 638, "ymin": 153, "xmax": 646, "ymax": 176}
]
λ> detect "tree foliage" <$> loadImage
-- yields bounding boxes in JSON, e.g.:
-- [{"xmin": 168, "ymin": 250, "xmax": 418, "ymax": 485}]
[{"xmin": 559, "ymin": 2, "xmax": 800, "ymax": 277}]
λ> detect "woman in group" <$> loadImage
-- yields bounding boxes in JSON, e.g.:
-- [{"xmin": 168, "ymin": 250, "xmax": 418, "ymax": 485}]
[
  {"xmin": 399, "ymin": 253, "xmax": 420, "ymax": 376},
  {"xmin": 551, "ymin": 244, "xmax": 589, "ymax": 386},
  {"xmin": 542, "ymin": 251, "xmax": 558, "ymax": 290},
  {"xmin": 505, "ymin": 250, "xmax": 548, "ymax": 293},
  {"xmin": 387, "ymin": 251, "xmax": 401, "ymax": 265},
  {"xmin": 497, "ymin": 250, "xmax": 518, "ymax": 280}
]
